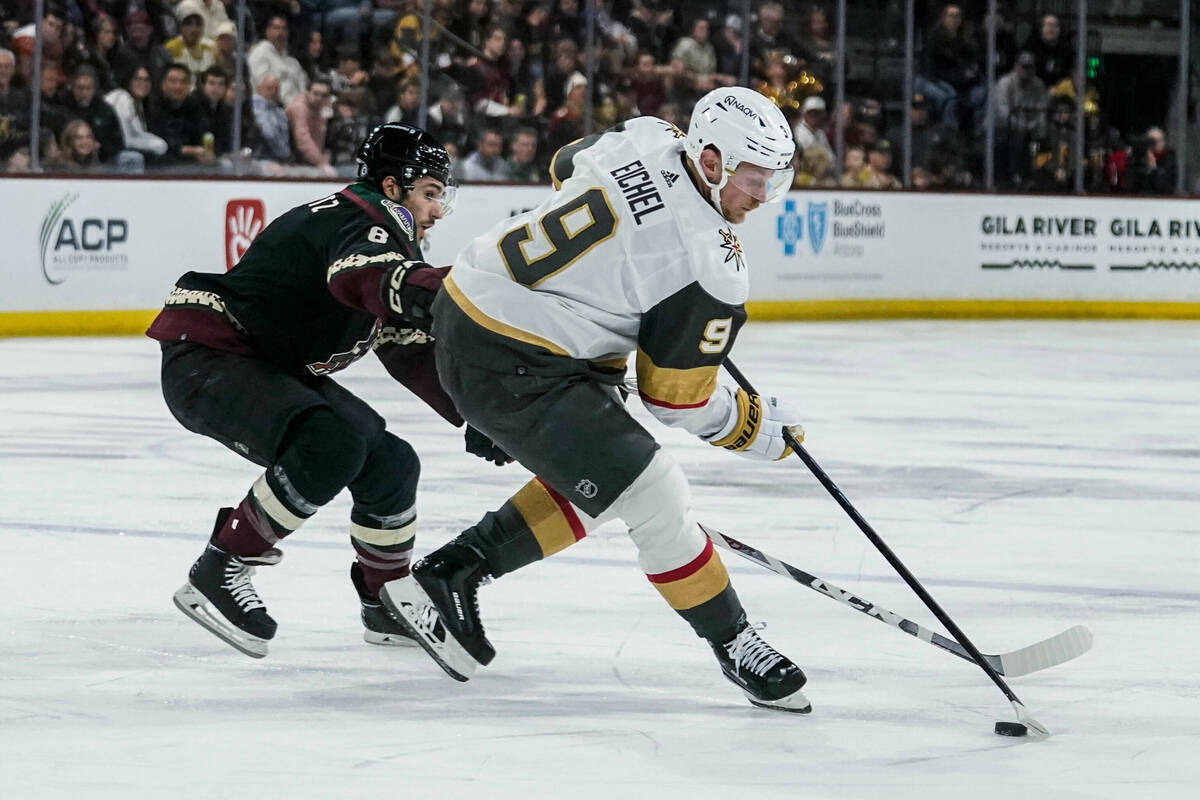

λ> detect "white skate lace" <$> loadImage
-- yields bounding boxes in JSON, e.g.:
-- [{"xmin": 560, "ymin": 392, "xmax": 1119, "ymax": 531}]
[
  {"xmin": 726, "ymin": 624, "xmax": 784, "ymax": 677},
  {"xmin": 222, "ymin": 561, "xmax": 266, "ymax": 613}
]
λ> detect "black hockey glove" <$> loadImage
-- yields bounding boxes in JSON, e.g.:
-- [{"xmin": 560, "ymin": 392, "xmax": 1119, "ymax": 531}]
[
  {"xmin": 464, "ymin": 426, "xmax": 513, "ymax": 466},
  {"xmin": 385, "ymin": 262, "xmax": 447, "ymax": 332}
]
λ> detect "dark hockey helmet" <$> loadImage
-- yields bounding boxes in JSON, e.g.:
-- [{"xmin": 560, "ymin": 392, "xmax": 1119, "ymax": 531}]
[{"xmin": 357, "ymin": 122, "xmax": 457, "ymax": 213}]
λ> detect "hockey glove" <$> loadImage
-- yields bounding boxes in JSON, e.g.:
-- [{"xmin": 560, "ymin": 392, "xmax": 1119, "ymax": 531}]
[
  {"xmin": 465, "ymin": 426, "xmax": 513, "ymax": 466},
  {"xmin": 706, "ymin": 388, "xmax": 804, "ymax": 461},
  {"xmin": 385, "ymin": 262, "xmax": 447, "ymax": 331}
]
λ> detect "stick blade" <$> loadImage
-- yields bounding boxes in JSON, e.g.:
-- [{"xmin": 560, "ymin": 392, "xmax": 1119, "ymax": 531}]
[
  {"xmin": 1011, "ymin": 701, "xmax": 1051, "ymax": 739},
  {"xmin": 998, "ymin": 624, "xmax": 1093, "ymax": 677}
]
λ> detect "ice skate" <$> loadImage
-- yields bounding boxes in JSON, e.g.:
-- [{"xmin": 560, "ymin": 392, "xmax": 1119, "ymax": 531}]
[
  {"xmin": 173, "ymin": 508, "xmax": 281, "ymax": 659},
  {"xmin": 379, "ymin": 570, "xmax": 479, "ymax": 682},
  {"xmin": 711, "ymin": 618, "xmax": 811, "ymax": 713},
  {"xmin": 410, "ymin": 541, "xmax": 496, "ymax": 665},
  {"xmin": 350, "ymin": 562, "xmax": 416, "ymax": 647}
]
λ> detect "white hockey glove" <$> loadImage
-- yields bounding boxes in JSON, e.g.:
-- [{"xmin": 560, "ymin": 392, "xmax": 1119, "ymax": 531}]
[{"xmin": 705, "ymin": 388, "xmax": 804, "ymax": 461}]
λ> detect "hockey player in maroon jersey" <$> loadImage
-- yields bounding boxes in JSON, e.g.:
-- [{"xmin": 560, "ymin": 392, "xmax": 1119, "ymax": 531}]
[
  {"xmin": 147, "ymin": 123, "xmax": 509, "ymax": 658},
  {"xmin": 383, "ymin": 88, "xmax": 813, "ymax": 712}
]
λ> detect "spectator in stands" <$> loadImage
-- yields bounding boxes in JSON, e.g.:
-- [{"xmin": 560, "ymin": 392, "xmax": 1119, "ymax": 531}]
[
  {"xmin": 629, "ymin": 50, "xmax": 668, "ymax": 116},
  {"xmin": 384, "ymin": 77, "xmax": 421, "ymax": 125},
  {"xmin": 213, "ymin": 21, "xmax": 238, "ymax": 83},
  {"xmin": 299, "ymin": 30, "xmax": 329, "ymax": 84},
  {"xmin": 516, "ymin": 1, "xmax": 553, "ymax": 70},
  {"xmin": 506, "ymin": 35, "xmax": 543, "ymax": 119},
  {"xmin": 799, "ymin": 4, "xmax": 838, "ymax": 88},
  {"xmin": 112, "ymin": 9, "xmax": 172, "ymax": 86},
  {"xmin": 425, "ymin": 83, "xmax": 469, "ymax": 152},
  {"xmin": 916, "ymin": 3, "xmax": 984, "ymax": 130},
  {"xmin": 61, "ymin": 65, "xmax": 125, "ymax": 164},
  {"xmin": 838, "ymin": 144, "xmax": 871, "ymax": 187},
  {"xmin": 628, "ymin": 0, "xmax": 679, "ymax": 63},
  {"xmin": 313, "ymin": 1, "xmax": 372, "ymax": 59},
  {"xmin": 166, "ymin": 3, "xmax": 218, "ymax": 89},
  {"xmin": 192, "ymin": 65, "xmax": 233, "ymax": 156},
  {"xmin": 58, "ymin": 118, "xmax": 101, "ymax": 171},
  {"xmin": 249, "ymin": 14, "xmax": 307, "ymax": 106},
  {"xmin": 1023, "ymin": 14, "xmax": 1073, "ymax": 88},
  {"xmin": 106, "ymin": 65, "xmax": 169, "ymax": 161},
  {"xmin": 0, "ymin": 47, "xmax": 30, "ymax": 159},
  {"xmin": 542, "ymin": 37, "xmax": 580, "ymax": 116},
  {"xmin": 85, "ymin": 14, "xmax": 120, "ymax": 92},
  {"xmin": 994, "ymin": 50, "xmax": 1047, "ymax": 186},
  {"xmin": 36, "ymin": 61, "xmax": 71, "ymax": 136},
  {"xmin": 750, "ymin": 1, "xmax": 803, "ymax": 78},
  {"xmin": 670, "ymin": 17, "xmax": 725, "ymax": 96},
  {"xmin": 195, "ymin": 0, "xmax": 232, "ymax": 40},
  {"xmin": 286, "ymin": 75, "xmax": 335, "ymax": 174},
  {"xmin": 365, "ymin": 50, "xmax": 402, "ymax": 118},
  {"xmin": 331, "ymin": 46, "xmax": 369, "ymax": 93},
  {"xmin": 1032, "ymin": 94, "xmax": 1075, "ymax": 191},
  {"xmin": 327, "ymin": 86, "xmax": 372, "ymax": 171},
  {"xmin": 1130, "ymin": 126, "xmax": 1174, "ymax": 195},
  {"xmin": 758, "ymin": 51, "xmax": 813, "ymax": 115},
  {"xmin": 459, "ymin": 126, "xmax": 507, "ymax": 181},
  {"xmin": 713, "ymin": 13, "xmax": 746, "ymax": 79},
  {"xmin": 548, "ymin": 0, "xmax": 585, "ymax": 48},
  {"xmin": 148, "ymin": 63, "xmax": 211, "ymax": 166},
  {"xmin": 460, "ymin": 24, "xmax": 516, "ymax": 119},
  {"xmin": 546, "ymin": 70, "xmax": 586, "ymax": 156},
  {"xmin": 11, "ymin": 5, "xmax": 65, "ymax": 83},
  {"xmin": 793, "ymin": 145, "xmax": 835, "ymax": 187},
  {"xmin": 506, "ymin": 126, "xmax": 540, "ymax": 181},
  {"xmin": 793, "ymin": 95, "xmax": 833, "ymax": 166},
  {"xmin": 251, "ymin": 73, "xmax": 291, "ymax": 162},
  {"xmin": 450, "ymin": 0, "xmax": 494, "ymax": 57},
  {"xmin": 864, "ymin": 139, "xmax": 901, "ymax": 189}
]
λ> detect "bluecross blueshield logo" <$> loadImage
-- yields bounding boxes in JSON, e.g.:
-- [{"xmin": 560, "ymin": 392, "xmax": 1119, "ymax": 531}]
[{"xmin": 776, "ymin": 200, "xmax": 828, "ymax": 256}]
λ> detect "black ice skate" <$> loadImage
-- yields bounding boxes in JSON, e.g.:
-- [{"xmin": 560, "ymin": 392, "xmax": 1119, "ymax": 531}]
[
  {"xmin": 350, "ymin": 562, "xmax": 416, "ymax": 647},
  {"xmin": 710, "ymin": 617, "xmax": 811, "ymax": 713},
  {"xmin": 173, "ymin": 508, "xmax": 281, "ymax": 659},
  {"xmin": 380, "ymin": 541, "xmax": 494, "ymax": 682}
]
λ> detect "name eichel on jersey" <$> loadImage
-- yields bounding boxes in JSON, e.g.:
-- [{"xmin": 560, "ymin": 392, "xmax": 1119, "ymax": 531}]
[{"xmin": 609, "ymin": 159, "xmax": 665, "ymax": 225}]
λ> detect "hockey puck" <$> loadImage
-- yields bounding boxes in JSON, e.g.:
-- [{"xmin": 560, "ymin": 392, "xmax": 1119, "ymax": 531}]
[{"xmin": 994, "ymin": 721, "xmax": 1029, "ymax": 737}]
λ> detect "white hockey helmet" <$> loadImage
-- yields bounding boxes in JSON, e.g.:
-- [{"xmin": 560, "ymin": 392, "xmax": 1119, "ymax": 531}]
[{"xmin": 685, "ymin": 87, "xmax": 795, "ymax": 212}]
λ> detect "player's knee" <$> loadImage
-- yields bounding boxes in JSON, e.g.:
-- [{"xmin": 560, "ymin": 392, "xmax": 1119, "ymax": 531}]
[
  {"xmin": 276, "ymin": 407, "xmax": 370, "ymax": 506},
  {"xmin": 611, "ymin": 451, "xmax": 692, "ymax": 537}
]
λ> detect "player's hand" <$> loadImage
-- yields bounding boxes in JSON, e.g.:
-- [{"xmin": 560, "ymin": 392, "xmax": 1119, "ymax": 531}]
[
  {"xmin": 386, "ymin": 262, "xmax": 447, "ymax": 331},
  {"xmin": 464, "ymin": 426, "xmax": 513, "ymax": 466},
  {"xmin": 707, "ymin": 388, "xmax": 804, "ymax": 461}
]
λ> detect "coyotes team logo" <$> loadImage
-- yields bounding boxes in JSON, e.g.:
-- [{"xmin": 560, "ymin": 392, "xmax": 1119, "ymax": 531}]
[{"xmin": 225, "ymin": 199, "xmax": 266, "ymax": 271}]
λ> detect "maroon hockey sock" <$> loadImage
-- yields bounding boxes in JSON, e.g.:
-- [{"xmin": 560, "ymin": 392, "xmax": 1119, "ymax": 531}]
[
  {"xmin": 216, "ymin": 495, "xmax": 291, "ymax": 557},
  {"xmin": 351, "ymin": 538, "xmax": 414, "ymax": 597}
]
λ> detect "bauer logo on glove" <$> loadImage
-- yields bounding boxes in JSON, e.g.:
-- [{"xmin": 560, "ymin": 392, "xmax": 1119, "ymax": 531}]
[{"xmin": 708, "ymin": 389, "xmax": 803, "ymax": 461}]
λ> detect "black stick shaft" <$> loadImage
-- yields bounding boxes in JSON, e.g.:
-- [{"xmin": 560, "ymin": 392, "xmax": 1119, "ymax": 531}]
[{"xmin": 723, "ymin": 359, "xmax": 1023, "ymax": 705}]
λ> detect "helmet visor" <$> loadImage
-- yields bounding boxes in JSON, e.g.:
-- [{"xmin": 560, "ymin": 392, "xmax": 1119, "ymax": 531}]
[
  {"xmin": 437, "ymin": 179, "xmax": 458, "ymax": 216},
  {"xmin": 726, "ymin": 161, "xmax": 794, "ymax": 203}
]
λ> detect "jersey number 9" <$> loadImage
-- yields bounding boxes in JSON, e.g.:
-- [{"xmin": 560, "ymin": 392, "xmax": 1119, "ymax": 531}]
[{"xmin": 498, "ymin": 188, "xmax": 618, "ymax": 287}]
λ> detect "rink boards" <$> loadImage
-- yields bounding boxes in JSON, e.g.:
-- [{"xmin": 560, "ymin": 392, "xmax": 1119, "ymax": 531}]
[{"xmin": 1, "ymin": 175, "xmax": 1198, "ymax": 335}]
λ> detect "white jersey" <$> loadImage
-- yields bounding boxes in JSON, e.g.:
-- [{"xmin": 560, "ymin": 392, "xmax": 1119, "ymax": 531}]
[{"xmin": 444, "ymin": 117, "xmax": 751, "ymax": 438}]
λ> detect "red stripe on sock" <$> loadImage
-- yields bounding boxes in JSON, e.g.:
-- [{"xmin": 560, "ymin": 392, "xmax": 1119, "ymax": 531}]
[
  {"xmin": 535, "ymin": 477, "xmax": 586, "ymax": 541},
  {"xmin": 638, "ymin": 390, "xmax": 709, "ymax": 409},
  {"xmin": 646, "ymin": 537, "xmax": 714, "ymax": 584}
]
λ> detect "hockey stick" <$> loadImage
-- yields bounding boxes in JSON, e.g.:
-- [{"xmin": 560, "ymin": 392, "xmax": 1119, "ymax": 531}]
[
  {"xmin": 701, "ymin": 523, "xmax": 1093, "ymax": 678},
  {"xmin": 723, "ymin": 359, "xmax": 1052, "ymax": 737}
]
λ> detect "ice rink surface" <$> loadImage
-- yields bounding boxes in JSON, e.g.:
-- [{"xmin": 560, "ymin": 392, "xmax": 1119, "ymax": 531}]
[{"xmin": 1, "ymin": 320, "xmax": 1197, "ymax": 800}]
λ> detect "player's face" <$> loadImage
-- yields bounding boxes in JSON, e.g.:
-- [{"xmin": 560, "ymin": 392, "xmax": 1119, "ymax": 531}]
[
  {"xmin": 404, "ymin": 177, "xmax": 450, "ymax": 240},
  {"xmin": 719, "ymin": 161, "xmax": 793, "ymax": 223}
]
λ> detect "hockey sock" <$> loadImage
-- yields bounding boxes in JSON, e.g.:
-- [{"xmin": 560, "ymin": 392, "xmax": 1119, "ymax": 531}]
[
  {"xmin": 350, "ymin": 507, "xmax": 417, "ymax": 597},
  {"xmin": 461, "ymin": 478, "xmax": 590, "ymax": 578},
  {"xmin": 217, "ymin": 466, "xmax": 316, "ymax": 557},
  {"xmin": 645, "ymin": 538, "xmax": 745, "ymax": 641}
]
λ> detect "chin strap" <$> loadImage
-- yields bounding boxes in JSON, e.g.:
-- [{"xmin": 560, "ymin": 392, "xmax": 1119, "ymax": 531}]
[{"xmin": 684, "ymin": 151, "xmax": 731, "ymax": 221}]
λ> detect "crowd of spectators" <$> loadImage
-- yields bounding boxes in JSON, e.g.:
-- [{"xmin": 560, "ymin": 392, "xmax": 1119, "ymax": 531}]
[{"xmin": 0, "ymin": 0, "xmax": 1190, "ymax": 193}]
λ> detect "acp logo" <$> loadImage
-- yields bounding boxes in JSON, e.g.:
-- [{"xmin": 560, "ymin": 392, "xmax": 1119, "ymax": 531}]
[
  {"xmin": 225, "ymin": 199, "xmax": 266, "ymax": 270},
  {"xmin": 776, "ymin": 199, "xmax": 828, "ymax": 256},
  {"xmin": 39, "ymin": 193, "xmax": 130, "ymax": 285}
]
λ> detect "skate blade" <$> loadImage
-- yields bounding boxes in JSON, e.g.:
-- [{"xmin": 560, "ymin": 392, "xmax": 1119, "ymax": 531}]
[
  {"xmin": 173, "ymin": 583, "xmax": 269, "ymax": 659},
  {"xmin": 364, "ymin": 629, "xmax": 419, "ymax": 648},
  {"xmin": 744, "ymin": 689, "xmax": 813, "ymax": 714},
  {"xmin": 380, "ymin": 580, "xmax": 477, "ymax": 682}
]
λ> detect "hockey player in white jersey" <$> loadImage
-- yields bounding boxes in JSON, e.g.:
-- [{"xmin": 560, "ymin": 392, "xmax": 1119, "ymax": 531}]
[{"xmin": 383, "ymin": 87, "xmax": 811, "ymax": 712}]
